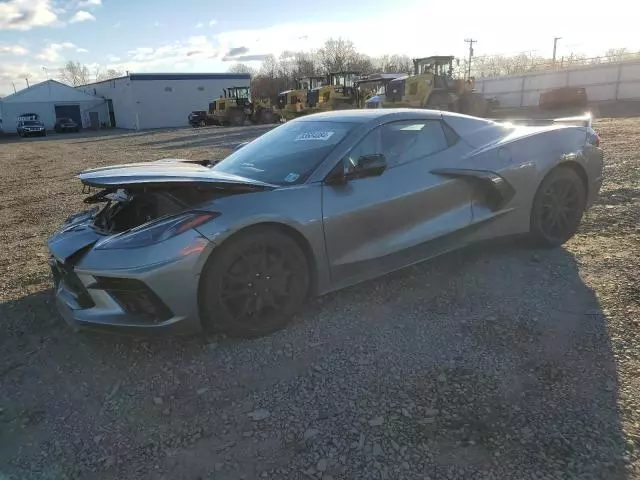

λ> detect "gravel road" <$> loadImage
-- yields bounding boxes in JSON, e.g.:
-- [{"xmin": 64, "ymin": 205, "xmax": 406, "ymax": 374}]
[{"xmin": 1, "ymin": 119, "xmax": 639, "ymax": 480}]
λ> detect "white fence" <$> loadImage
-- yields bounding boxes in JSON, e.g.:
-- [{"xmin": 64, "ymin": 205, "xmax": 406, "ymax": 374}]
[{"xmin": 474, "ymin": 60, "xmax": 640, "ymax": 107}]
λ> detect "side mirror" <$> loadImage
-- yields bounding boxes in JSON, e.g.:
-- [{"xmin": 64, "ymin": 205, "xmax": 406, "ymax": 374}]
[{"xmin": 345, "ymin": 154, "xmax": 387, "ymax": 180}]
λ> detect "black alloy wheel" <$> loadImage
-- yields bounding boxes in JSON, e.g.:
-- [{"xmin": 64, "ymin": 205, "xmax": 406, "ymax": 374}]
[
  {"xmin": 200, "ymin": 227, "xmax": 310, "ymax": 338},
  {"xmin": 529, "ymin": 166, "xmax": 587, "ymax": 247}
]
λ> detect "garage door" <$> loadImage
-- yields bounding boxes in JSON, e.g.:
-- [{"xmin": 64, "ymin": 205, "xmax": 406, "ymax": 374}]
[{"xmin": 54, "ymin": 105, "xmax": 82, "ymax": 125}]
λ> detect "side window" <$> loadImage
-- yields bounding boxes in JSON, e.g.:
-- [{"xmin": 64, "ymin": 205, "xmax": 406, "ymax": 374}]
[{"xmin": 345, "ymin": 120, "xmax": 451, "ymax": 170}]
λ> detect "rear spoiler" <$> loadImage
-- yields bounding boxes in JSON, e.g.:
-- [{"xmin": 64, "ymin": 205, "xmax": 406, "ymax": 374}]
[{"xmin": 491, "ymin": 112, "xmax": 593, "ymax": 128}]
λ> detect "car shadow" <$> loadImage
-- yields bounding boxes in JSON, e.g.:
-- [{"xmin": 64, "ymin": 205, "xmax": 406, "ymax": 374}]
[{"xmin": 0, "ymin": 239, "xmax": 629, "ymax": 479}]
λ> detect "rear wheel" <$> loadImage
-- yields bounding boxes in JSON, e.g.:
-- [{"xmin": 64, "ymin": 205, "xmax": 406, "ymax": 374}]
[
  {"xmin": 199, "ymin": 227, "xmax": 310, "ymax": 338},
  {"xmin": 529, "ymin": 166, "xmax": 587, "ymax": 248}
]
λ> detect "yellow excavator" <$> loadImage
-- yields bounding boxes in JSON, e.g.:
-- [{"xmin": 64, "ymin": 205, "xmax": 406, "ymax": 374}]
[
  {"xmin": 364, "ymin": 56, "xmax": 494, "ymax": 117},
  {"xmin": 276, "ymin": 76, "xmax": 325, "ymax": 120}
]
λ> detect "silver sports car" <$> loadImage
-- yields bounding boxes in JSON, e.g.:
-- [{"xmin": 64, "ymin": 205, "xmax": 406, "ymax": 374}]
[{"xmin": 47, "ymin": 109, "xmax": 603, "ymax": 337}]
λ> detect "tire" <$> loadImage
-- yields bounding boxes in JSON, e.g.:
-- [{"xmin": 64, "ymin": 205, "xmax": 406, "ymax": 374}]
[
  {"xmin": 199, "ymin": 226, "xmax": 310, "ymax": 338},
  {"xmin": 528, "ymin": 166, "xmax": 587, "ymax": 248},
  {"xmin": 199, "ymin": 120, "xmax": 206, "ymax": 128},
  {"xmin": 229, "ymin": 109, "xmax": 245, "ymax": 127}
]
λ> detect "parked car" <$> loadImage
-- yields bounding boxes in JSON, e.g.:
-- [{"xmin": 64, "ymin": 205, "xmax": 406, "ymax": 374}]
[
  {"xmin": 17, "ymin": 119, "xmax": 46, "ymax": 137},
  {"xmin": 47, "ymin": 109, "xmax": 603, "ymax": 338},
  {"xmin": 188, "ymin": 110, "xmax": 214, "ymax": 127},
  {"xmin": 54, "ymin": 117, "xmax": 81, "ymax": 133}
]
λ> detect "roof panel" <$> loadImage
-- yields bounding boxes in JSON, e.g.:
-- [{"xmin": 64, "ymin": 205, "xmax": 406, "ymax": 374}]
[
  {"xmin": 129, "ymin": 73, "xmax": 251, "ymax": 81},
  {"xmin": 1, "ymin": 80, "xmax": 102, "ymax": 104}
]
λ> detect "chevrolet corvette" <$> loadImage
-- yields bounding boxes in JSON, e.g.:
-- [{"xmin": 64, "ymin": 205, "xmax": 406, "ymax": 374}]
[{"xmin": 47, "ymin": 108, "xmax": 603, "ymax": 337}]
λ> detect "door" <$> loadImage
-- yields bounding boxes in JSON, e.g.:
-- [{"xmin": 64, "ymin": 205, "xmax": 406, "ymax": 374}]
[
  {"xmin": 322, "ymin": 118, "xmax": 475, "ymax": 286},
  {"xmin": 54, "ymin": 105, "xmax": 81, "ymax": 125},
  {"xmin": 89, "ymin": 111, "xmax": 99, "ymax": 129}
]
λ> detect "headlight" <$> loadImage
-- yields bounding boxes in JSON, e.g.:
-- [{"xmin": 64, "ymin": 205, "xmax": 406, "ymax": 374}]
[{"xmin": 95, "ymin": 212, "xmax": 219, "ymax": 250}]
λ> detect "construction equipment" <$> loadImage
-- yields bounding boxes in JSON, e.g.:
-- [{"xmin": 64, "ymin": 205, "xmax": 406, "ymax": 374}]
[
  {"xmin": 364, "ymin": 56, "xmax": 494, "ymax": 117},
  {"xmin": 208, "ymin": 86, "xmax": 280, "ymax": 126},
  {"xmin": 353, "ymin": 72, "xmax": 405, "ymax": 108},
  {"xmin": 539, "ymin": 87, "xmax": 588, "ymax": 110},
  {"xmin": 307, "ymin": 71, "xmax": 361, "ymax": 111},
  {"xmin": 276, "ymin": 76, "xmax": 325, "ymax": 120}
]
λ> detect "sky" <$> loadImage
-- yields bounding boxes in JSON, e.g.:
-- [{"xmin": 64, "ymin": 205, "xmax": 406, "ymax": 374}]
[{"xmin": 1, "ymin": 0, "xmax": 639, "ymax": 96}]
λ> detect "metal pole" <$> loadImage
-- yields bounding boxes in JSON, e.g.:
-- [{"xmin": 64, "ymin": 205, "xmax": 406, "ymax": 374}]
[
  {"xmin": 464, "ymin": 39, "xmax": 476, "ymax": 79},
  {"xmin": 553, "ymin": 37, "xmax": 562, "ymax": 68}
]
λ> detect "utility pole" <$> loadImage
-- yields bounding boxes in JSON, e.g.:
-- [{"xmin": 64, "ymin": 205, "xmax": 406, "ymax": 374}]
[
  {"xmin": 25, "ymin": 77, "xmax": 30, "ymax": 88},
  {"xmin": 464, "ymin": 38, "xmax": 476, "ymax": 79},
  {"xmin": 11, "ymin": 82, "xmax": 16, "ymax": 93},
  {"xmin": 552, "ymin": 37, "xmax": 562, "ymax": 68},
  {"xmin": 42, "ymin": 66, "xmax": 50, "ymax": 79}
]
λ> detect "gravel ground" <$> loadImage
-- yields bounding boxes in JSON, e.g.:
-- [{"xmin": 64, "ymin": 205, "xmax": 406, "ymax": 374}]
[{"xmin": 0, "ymin": 119, "xmax": 639, "ymax": 480}]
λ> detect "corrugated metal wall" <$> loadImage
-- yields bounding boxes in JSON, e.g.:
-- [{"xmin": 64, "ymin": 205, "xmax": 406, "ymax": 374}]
[{"xmin": 474, "ymin": 60, "xmax": 640, "ymax": 107}]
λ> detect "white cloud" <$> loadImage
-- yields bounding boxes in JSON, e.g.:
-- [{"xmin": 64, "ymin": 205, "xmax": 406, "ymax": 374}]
[
  {"xmin": 78, "ymin": 0, "xmax": 101, "ymax": 7},
  {"xmin": 195, "ymin": 22, "xmax": 203, "ymax": 28},
  {"xmin": 113, "ymin": 21, "xmax": 121, "ymax": 28},
  {"xmin": 153, "ymin": 21, "xmax": 163, "ymax": 28},
  {"xmin": 36, "ymin": 42, "xmax": 79, "ymax": 61},
  {"xmin": 106, "ymin": 54, "xmax": 121, "ymax": 62},
  {"xmin": 69, "ymin": 10, "xmax": 95, "ymax": 23},
  {"xmin": 76, "ymin": 47, "xmax": 88, "ymax": 53},
  {"xmin": 0, "ymin": 44, "xmax": 29, "ymax": 55},
  {"xmin": 0, "ymin": 0, "xmax": 60, "ymax": 30},
  {"xmin": 113, "ymin": 36, "xmax": 220, "ymax": 73},
  {"xmin": 0, "ymin": 62, "xmax": 48, "ymax": 95},
  {"xmin": 209, "ymin": 19, "xmax": 217, "ymax": 26}
]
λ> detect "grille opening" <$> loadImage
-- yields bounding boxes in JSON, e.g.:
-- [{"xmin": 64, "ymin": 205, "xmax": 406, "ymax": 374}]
[{"xmin": 93, "ymin": 277, "xmax": 173, "ymax": 322}]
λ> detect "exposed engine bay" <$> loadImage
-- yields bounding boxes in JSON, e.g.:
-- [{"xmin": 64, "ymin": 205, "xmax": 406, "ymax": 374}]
[{"xmin": 83, "ymin": 185, "xmax": 226, "ymax": 234}]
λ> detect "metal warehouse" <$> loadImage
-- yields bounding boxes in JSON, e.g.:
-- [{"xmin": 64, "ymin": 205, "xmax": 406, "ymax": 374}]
[
  {"xmin": 76, "ymin": 72, "xmax": 252, "ymax": 130},
  {"xmin": 0, "ymin": 80, "xmax": 109, "ymax": 133}
]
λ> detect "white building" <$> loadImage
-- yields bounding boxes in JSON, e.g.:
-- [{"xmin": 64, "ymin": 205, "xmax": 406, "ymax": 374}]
[
  {"xmin": 0, "ymin": 80, "xmax": 109, "ymax": 132},
  {"xmin": 76, "ymin": 72, "xmax": 252, "ymax": 130}
]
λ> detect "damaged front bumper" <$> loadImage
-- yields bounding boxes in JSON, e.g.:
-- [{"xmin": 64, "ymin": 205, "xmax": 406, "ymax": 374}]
[{"xmin": 47, "ymin": 209, "xmax": 211, "ymax": 335}]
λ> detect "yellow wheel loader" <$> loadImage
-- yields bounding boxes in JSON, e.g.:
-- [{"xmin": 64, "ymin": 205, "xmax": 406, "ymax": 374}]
[
  {"xmin": 353, "ymin": 72, "xmax": 406, "ymax": 108},
  {"xmin": 276, "ymin": 76, "xmax": 325, "ymax": 120},
  {"xmin": 210, "ymin": 86, "xmax": 280, "ymax": 126},
  {"xmin": 307, "ymin": 71, "xmax": 361, "ymax": 112},
  {"xmin": 364, "ymin": 56, "xmax": 494, "ymax": 117}
]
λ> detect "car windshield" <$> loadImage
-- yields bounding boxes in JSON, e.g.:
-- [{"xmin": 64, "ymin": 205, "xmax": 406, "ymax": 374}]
[{"xmin": 212, "ymin": 120, "xmax": 356, "ymax": 185}]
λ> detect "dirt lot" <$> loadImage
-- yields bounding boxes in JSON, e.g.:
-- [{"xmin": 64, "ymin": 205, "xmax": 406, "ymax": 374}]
[{"xmin": 0, "ymin": 119, "xmax": 639, "ymax": 480}]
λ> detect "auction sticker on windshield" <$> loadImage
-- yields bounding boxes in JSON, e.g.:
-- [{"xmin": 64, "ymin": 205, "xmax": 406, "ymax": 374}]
[{"xmin": 294, "ymin": 131, "xmax": 335, "ymax": 141}]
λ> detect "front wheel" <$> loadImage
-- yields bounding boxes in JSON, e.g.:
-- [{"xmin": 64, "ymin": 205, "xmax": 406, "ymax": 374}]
[
  {"xmin": 199, "ymin": 227, "xmax": 310, "ymax": 338},
  {"xmin": 529, "ymin": 166, "xmax": 587, "ymax": 248}
]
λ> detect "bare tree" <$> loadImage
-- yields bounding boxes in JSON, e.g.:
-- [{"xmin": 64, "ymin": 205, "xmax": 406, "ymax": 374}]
[
  {"xmin": 375, "ymin": 54, "xmax": 413, "ymax": 74},
  {"xmin": 317, "ymin": 38, "xmax": 358, "ymax": 73},
  {"xmin": 228, "ymin": 63, "xmax": 257, "ymax": 75},
  {"xmin": 58, "ymin": 61, "xmax": 91, "ymax": 86},
  {"xmin": 95, "ymin": 68, "xmax": 125, "ymax": 82}
]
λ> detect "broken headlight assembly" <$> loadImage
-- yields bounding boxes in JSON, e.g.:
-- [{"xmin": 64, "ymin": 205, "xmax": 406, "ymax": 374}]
[{"xmin": 94, "ymin": 211, "xmax": 219, "ymax": 250}]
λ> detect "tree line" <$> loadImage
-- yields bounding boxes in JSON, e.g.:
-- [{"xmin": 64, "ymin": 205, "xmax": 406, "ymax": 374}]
[
  {"xmin": 53, "ymin": 38, "xmax": 640, "ymax": 99},
  {"xmin": 228, "ymin": 39, "xmax": 640, "ymax": 101}
]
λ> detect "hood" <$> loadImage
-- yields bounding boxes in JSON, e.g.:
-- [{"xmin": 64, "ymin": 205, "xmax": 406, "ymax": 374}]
[{"xmin": 78, "ymin": 158, "xmax": 277, "ymax": 189}]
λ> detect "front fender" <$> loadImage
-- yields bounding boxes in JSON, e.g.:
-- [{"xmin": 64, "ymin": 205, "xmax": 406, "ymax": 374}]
[{"xmin": 193, "ymin": 184, "xmax": 331, "ymax": 295}]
